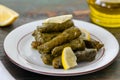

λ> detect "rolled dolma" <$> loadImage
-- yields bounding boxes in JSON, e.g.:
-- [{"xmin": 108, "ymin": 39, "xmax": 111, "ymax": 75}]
[
  {"xmin": 75, "ymin": 48, "xmax": 97, "ymax": 62},
  {"xmin": 41, "ymin": 53, "xmax": 53, "ymax": 65},
  {"xmin": 32, "ymin": 27, "xmax": 60, "ymax": 49},
  {"xmin": 52, "ymin": 56, "xmax": 63, "ymax": 69},
  {"xmin": 38, "ymin": 27, "xmax": 81, "ymax": 54},
  {"xmin": 32, "ymin": 29, "xmax": 60, "ymax": 44},
  {"xmin": 52, "ymin": 38, "xmax": 85, "ymax": 57},
  {"xmin": 39, "ymin": 15, "xmax": 74, "ymax": 33},
  {"xmin": 84, "ymin": 39, "xmax": 104, "ymax": 51},
  {"xmin": 40, "ymin": 20, "xmax": 74, "ymax": 33}
]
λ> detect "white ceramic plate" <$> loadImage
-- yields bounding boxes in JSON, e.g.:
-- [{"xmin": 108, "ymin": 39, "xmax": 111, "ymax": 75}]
[{"xmin": 4, "ymin": 19, "xmax": 119, "ymax": 76}]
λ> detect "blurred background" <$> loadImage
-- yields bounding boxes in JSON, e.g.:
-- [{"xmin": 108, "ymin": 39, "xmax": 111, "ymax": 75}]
[
  {"xmin": 0, "ymin": 0, "xmax": 88, "ymax": 13},
  {"xmin": 0, "ymin": 0, "xmax": 89, "ymax": 26}
]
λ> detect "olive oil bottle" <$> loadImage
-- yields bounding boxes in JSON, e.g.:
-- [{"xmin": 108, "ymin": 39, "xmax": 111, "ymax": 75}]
[{"xmin": 87, "ymin": 0, "xmax": 120, "ymax": 28}]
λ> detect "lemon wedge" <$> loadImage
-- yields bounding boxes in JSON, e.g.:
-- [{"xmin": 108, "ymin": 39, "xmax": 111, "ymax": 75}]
[
  {"xmin": 80, "ymin": 28, "xmax": 91, "ymax": 41},
  {"xmin": 62, "ymin": 47, "xmax": 77, "ymax": 70},
  {"xmin": 0, "ymin": 4, "xmax": 19, "ymax": 27}
]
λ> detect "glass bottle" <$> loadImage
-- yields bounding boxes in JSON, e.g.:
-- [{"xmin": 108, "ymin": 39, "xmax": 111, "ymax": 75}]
[{"xmin": 87, "ymin": 0, "xmax": 120, "ymax": 28}]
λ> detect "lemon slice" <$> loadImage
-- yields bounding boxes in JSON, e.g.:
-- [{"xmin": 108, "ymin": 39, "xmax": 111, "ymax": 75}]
[
  {"xmin": 62, "ymin": 47, "xmax": 77, "ymax": 70},
  {"xmin": 80, "ymin": 28, "xmax": 91, "ymax": 41},
  {"xmin": 43, "ymin": 14, "xmax": 72, "ymax": 23},
  {"xmin": 0, "ymin": 4, "xmax": 19, "ymax": 27}
]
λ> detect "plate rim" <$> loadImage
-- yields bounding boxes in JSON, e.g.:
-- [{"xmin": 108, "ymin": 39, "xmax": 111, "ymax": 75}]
[{"xmin": 3, "ymin": 19, "xmax": 119, "ymax": 76}]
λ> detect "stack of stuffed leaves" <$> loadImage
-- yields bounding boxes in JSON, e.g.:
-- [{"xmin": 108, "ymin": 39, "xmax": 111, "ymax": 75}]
[{"xmin": 31, "ymin": 15, "xmax": 104, "ymax": 69}]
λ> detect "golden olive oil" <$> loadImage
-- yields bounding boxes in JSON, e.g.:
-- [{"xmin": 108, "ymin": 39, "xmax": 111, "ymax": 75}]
[{"xmin": 87, "ymin": 0, "xmax": 120, "ymax": 28}]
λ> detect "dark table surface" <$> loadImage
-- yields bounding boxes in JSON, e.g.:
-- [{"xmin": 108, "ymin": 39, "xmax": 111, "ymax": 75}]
[{"xmin": 0, "ymin": 0, "xmax": 120, "ymax": 80}]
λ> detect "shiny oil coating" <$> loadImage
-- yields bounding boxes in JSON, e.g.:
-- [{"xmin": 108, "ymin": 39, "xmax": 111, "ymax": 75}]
[
  {"xmin": 52, "ymin": 38, "xmax": 85, "ymax": 57},
  {"xmin": 38, "ymin": 27, "xmax": 81, "ymax": 54}
]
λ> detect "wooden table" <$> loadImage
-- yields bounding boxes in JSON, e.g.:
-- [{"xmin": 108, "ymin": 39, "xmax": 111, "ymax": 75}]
[{"xmin": 0, "ymin": 0, "xmax": 120, "ymax": 80}]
